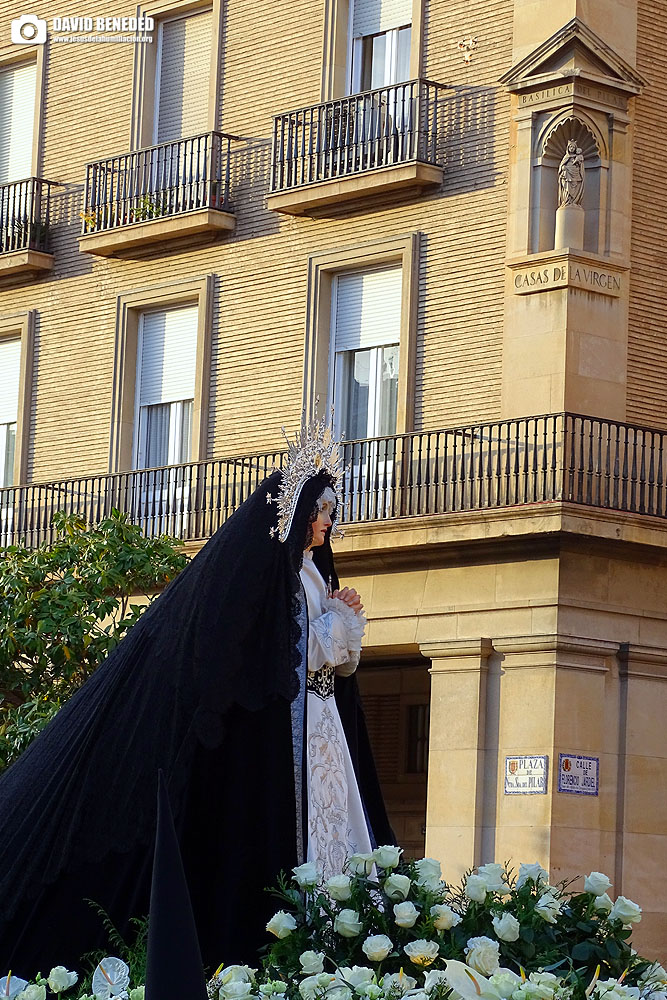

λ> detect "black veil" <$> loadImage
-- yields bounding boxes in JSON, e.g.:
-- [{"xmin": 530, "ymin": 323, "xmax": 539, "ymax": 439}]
[{"xmin": 0, "ymin": 468, "xmax": 393, "ymax": 972}]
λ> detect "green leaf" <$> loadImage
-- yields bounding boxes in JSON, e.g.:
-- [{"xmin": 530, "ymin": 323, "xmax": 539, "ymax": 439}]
[
  {"xmin": 571, "ymin": 942, "xmax": 594, "ymax": 961},
  {"xmin": 605, "ymin": 939, "xmax": 621, "ymax": 959}
]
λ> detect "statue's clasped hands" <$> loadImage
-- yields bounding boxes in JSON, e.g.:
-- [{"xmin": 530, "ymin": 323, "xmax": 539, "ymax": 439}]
[{"xmin": 332, "ymin": 587, "xmax": 364, "ymax": 615}]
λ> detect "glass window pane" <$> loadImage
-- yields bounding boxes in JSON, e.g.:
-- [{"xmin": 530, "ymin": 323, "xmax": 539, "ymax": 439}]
[
  {"xmin": 378, "ymin": 344, "xmax": 399, "ymax": 436},
  {"xmin": 370, "ymin": 33, "xmax": 387, "ymax": 89},
  {"xmin": 396, "ymin": 26, "xmax": 412, "ymax": 83},
  {"xmin": 1, "ymin": 423, "xmax": 15, "ymax": 488},
  {"xmin": 339, "ymin": 349, "xmax": 371, "ymax": 440},
  {"xmin": 142, "ymin": 403, "xmax": 171, "ymax": 467},
  {"xmin": 177, "ymin": 400, "xmax": 193, "ymax": 464}
]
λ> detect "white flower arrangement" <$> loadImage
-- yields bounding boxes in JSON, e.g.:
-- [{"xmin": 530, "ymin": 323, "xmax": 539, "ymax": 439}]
[{"xmin": 3, "ymin": 857, "xmax": 657, "ymax": 1000}]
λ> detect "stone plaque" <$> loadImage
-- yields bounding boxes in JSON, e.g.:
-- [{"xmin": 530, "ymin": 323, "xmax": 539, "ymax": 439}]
[
  {"xmin": 510, "ymin": 256, "xmax": 624, "ymax": 298},
  {"xmin": 558, "ymin": 753, "xmax": 599, "ymax": 796},
  {"xmin": 504, "ymin": 754, "xmax": 549, "ymax": 795}
]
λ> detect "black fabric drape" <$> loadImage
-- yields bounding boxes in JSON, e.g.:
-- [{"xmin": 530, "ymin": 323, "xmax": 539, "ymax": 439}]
[{"xmin": 0, "ymin": 469, "xmax": 393, "ymax": 975}]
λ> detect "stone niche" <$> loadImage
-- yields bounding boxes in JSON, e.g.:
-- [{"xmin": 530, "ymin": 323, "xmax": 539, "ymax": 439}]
[{"xmin": 501, "ymin": 17, "xmax": 646, "ymax": 268}]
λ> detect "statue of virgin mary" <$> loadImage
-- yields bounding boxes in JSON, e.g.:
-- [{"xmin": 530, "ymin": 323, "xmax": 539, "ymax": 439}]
[{"xmin": 0, "ymin": 420, "xmax": 394, "ymax": 974}]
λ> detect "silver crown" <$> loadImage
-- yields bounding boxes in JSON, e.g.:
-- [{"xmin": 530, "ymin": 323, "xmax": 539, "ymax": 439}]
[{"xmin": 268, "ymin": 415, "xmax": 344, "ymax": 542}]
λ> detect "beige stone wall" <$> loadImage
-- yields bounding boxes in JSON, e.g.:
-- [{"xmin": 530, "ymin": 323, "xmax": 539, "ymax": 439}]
[
  {"xmin": 0, "ymin": 0, "xmax": 514, "ymax": 485},
  {"xmin": 627, "ymin": 0, "xmax": 667, "ymax": 429}
]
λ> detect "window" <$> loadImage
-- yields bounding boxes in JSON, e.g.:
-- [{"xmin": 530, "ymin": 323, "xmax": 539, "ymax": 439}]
[
  {"xmin": 405, "ymin": 701, "xmax": 430, "ymax": 774},
  {"xmin": 330, "ymin": 266, "xmax": 402, "ymax": 441},
  {"xmin": 0, "ymin": 336, "xmax": 20, "ymax": 488},
  {"xmin": 0, "ymin": 61, "xmax": 36, "ymax": 184},
  {"xmin": 134, "ymin": 305, "xmax": 198, "ymax": 469},
  {"xmin": 349, "ymin": 0, "xmax": 413, "ymax": 93},
  {"xmin": 154, "ymin": 9, "xmax": 212, "ymax": 144}
]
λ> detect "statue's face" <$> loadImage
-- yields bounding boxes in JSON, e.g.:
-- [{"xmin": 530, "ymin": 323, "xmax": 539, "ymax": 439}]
[{"xmin": 567, "ymin": 140, "xmax": 577, "ymax": 152}]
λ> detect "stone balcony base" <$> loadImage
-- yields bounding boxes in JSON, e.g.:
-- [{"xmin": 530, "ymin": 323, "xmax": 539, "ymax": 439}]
[
  {"xmin": 0, "ymin": 248, "xmax": 54, "ymax": 278},
  {"xmin": 267, "ymin": 161, "xmax": 443, "ymax": 216},
  {"xmin": 78, "ymin": 207, "xmax": 236, "ymax": 258}
]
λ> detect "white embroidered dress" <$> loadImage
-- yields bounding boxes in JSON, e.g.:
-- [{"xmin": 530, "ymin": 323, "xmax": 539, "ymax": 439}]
[{"xmin": 299, "ymin": 550, "xmax": 373, "ymax": 878}]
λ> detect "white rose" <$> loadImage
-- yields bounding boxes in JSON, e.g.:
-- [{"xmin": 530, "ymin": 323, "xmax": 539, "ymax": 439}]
[
  {"xmin": 357, "ymin": 987, "xmax": 383, "ymax": 1000},
  {"xmin": 259, "ymin": 983, "xmax": 288, "ymax": 998},
  {"xmin": 47, "ymin": 968, "xmax": 79, "ymax": 994},
  {"xmin": 516, "ymin": 863, "xmax": 549, "ymax": 890},
  {"xmin": 221, "ymin": 983, "xmax": 253, "ymax": 1000},
  {"xmin": 293, "ymin": 862, "xmax": 320, "ymax": 889},
  {"xmin": 489, "ymin": 973, "xmax": 522, "ymax": 999},
  {"xmin": 609, "ymin": 895, "xmax": 642, "ymax": 926},
  {"xmin": 374, "ymin": 845, "xmax": 403, "ymax": 870},
  {"xmin": 594, "ymin": 893, "xmax": 613, "ymax": 913},
  {"xmin": 477, "ymin": 864, "xmax": 511, "ymax": 894},
  {"xmin": 337, "ymin": 968, "xmax": 375, "ymax": 990},
  {"xmin": 348, "ymin": 853, "xmax": 376, "ymax": 876},
  {"xmin": 393, "ymin": 901, "xmax": 420, "ymax": 928},
  {"xmin": 430, "ymin": 903, "xmax": 461, "ymax": 931},
  {"xmin": 220, "ymin": 967, "xmax": 256, "ymax": 985},
  {"xmin": 513, "ymin": 982, "xmax": 555, "ymax": 1000},
  {"xmin": 335, "ymin": 908, "xmax": 363, "ymax": 937},
  {"xmin": 530, "ymin": 974, "xmax": 561, "ymax": 989},
  {"xmin": 300, "ymin": 953, "xmax": 326, "ymax": 976},
  {"xmin": 16, "ymin": 988, "xmax": 46, "ymax": 1000},
  {"xmin": 404, "ymin": 940, "xmax": 440, "ymax": 968},
  {"xmin": 327, "ymin": 874, "xmax": 352, "ymax": 901},
  {"xmin": 492, "ymin": 912, "xmax": 520, "ymax": 942},
  {"xmin": 329, "ymin": 987, "xmax": 353, "ymax": 1000},
  {"xmin": 534, "ymin": 891, "xmax": 562, "ymax": 924},
  {"xmin": 266, "ymin": 910, "xmax": 297, "ymax": 938},
  {"xmin": 465, "ymin": 874, "xmax": 487, "ymax": 902},
  {"xmin": 415, "ymin": 858, "xmax": 442, "ymax": 890},
  {"xmin": 300, "ymin": 975, "xmax": 336, "ymax": 1000},
  {"xmin": 408, "ymin": 993, "xmax": 429, "ymax": 1000},
  {"xmin": 362, "ymin": 935, "xmax": 393, "ymax": 962},
  {"xmin": 381, "ymin": 974, "xmax": 417, "ymax": 995},
  {"xmin": 465, "ymin": 936, "xmax": 501, "ymax": 976},
  {"xmin": 384, "ymin": 874, "xmax": 412, "ymax": 901},
  {"xmin": 584, "ymin": 871, "xmax": 612, "ymax": 896},
  {"xmin": 424, "ymin": 971, "xmax": 449, "ymax": 994},
  {"xmin": 130, "ymin": 989, "xmax": 145, "ymax": 1000}
]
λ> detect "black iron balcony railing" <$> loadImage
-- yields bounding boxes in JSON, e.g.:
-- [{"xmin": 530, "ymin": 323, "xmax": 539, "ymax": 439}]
[
  {"xmin": 81, "ymin": 131, "xmax": 236, "ymax": 234},
  {"xmin": 271, "ymin": 78, "xmax": 449, "ymax": 193},
  {"xmin": 0, "ymin": 177, "xmax": 56, "ymax": 254},
  {"xmin": 4, "ymin": 414, "xmax": 667, "ymax": 550}
]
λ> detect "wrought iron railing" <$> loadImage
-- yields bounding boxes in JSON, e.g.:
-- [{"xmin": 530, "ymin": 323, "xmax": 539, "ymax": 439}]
[
  {"xmin": 81, "ymin": 131, "xmax": 236, "ymax": 234},
  {"xmin": 0, "ymin": 177, "xmax": 56, "ymax": 254},
  {"xmin": 3, "ymin": 414, "xmax": 667, "ymax": 548},
  {"xmin": 271, "ymin": 79, "xmax": 450, "ymax": 192}
]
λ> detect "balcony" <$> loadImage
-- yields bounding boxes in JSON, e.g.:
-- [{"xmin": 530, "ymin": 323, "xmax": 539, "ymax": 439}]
[
  {"xmin": 78, "ymin": 131, "xmax": 237, "ymax": 257},
  {"xmin": 0, "ymin": 178, "xmax": 56, "ymax": 278},
  {"xmin": 267, "ymin": 79, "xmax": 448, "ymax": 216},
  {"xmin": 4, "ymin": 414, "xmax": 667, "ymax": 550}
]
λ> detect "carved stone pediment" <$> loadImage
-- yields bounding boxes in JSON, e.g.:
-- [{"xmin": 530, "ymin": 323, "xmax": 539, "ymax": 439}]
[{"xmin": 500, "ymin": 17, "xmax": 646, "ymax": 96}]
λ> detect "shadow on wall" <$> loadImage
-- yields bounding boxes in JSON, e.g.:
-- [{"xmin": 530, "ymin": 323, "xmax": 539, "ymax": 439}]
[
  {"xmin": 227, "ymin": 138, "xmax": 281, "ymax": 240},
  {"xmin": 437, "ymin": 84, "xmax": 500, "ymax": 196}
]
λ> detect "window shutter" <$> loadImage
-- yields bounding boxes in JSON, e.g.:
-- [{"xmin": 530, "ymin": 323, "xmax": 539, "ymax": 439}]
[
  {"xmin": 334, "ymin": 267, "xmax": 402, "ymax": 351},
  {"xmin": 0, "ymin": 62, "xmax": 36, "ymax": 184},
  {"xmin": 352, "ymin": 0, "xmax": 412, "ymax": 37},
  {"xmin": 139, "ymin": 306, "xmax": 198, "ymax": 407},
  {"xmin": 156, "ymin": 9, "xmax": 212, "ymax": 144},
  {"xmin": 0, "ymin": 337, "xmax": 20, "ymax": 424}
]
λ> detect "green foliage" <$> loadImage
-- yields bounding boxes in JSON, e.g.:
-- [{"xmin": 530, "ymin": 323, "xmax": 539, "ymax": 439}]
[
  {"xmin": 76, "ymin": 904, "xmax": 149, "ymax": 997},
  {"xmin": 0, "ymin": 510, "xmax": 188, "ymax": 771}
]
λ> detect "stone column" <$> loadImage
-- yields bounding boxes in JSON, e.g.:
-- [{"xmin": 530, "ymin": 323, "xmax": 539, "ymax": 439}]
[{"xmin": 420, "ymin": 638, "xmax": 493, "ymax": 874}]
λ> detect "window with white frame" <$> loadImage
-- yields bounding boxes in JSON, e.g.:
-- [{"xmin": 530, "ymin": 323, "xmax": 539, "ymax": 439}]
[
  {"xmin": 349, "ymin": 0, "xmax": 412, "ymax": 93},
  {"xmin": 0, "ymin": 61, "xmax": 36, "ymax": 184},
  {"xmin": 154, "ymin": 9, "xmax": 213, "ymax": 144},
  {"xmin": 330, "ymin": 266, "xmax": 402, "ymax": 442},
  {"xmin": 134, "ymin": 305, "xmax": 198, "ymax": 469},
  {"xmin": 0, "ymin": 336, "xmax": 20, "ymax": 488}
]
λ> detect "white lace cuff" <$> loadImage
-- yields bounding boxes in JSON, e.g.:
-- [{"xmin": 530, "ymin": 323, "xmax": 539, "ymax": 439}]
[{"xmin": 324, "ymin": 597, "xmax": 366, "ymax": 653}]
